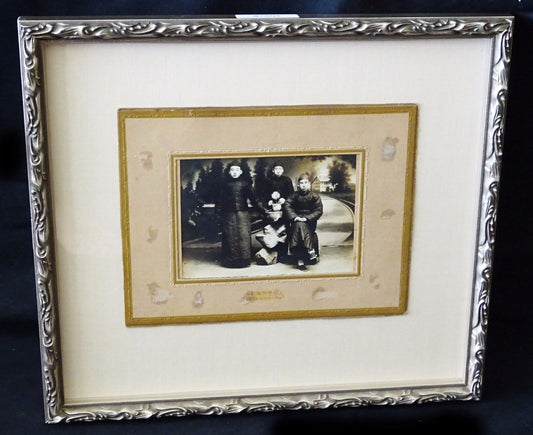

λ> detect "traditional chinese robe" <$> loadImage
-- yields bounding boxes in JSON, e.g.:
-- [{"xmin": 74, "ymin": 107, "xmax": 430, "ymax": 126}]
[
  {"xmin": 218, "ymin": 177, "xmax": 259, "ymax": 268},
  {"xmin": 284, "ymin": 190, "xmax": 323, "ymax": 257}
]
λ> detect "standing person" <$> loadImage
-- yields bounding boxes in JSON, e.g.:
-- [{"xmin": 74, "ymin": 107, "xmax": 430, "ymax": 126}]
[
  {"xmin": 263, "ymin": 162, "xmax": 294, "ymax": 204},
  {"xmin": 259, "ymin": 162, "xmax": 294, "ymax": 262},
  {"xmin": 218, "ymin": 161, "xmax": 260, "ymax": 268},
  {"xmin": 285, "ymin": 172, "xmax": 323, "ymax": 270}
]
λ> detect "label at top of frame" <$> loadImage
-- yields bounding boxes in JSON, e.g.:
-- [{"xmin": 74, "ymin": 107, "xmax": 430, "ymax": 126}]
[{"xmin": 235, "ymin": 14, "xmax": 300, "ymax": 19}]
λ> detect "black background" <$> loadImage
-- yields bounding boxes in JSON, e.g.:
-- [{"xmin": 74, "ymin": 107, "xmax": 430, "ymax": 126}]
[{"xmin": 1, "ymin": 1, "xmax": 532, "ymax": 434}]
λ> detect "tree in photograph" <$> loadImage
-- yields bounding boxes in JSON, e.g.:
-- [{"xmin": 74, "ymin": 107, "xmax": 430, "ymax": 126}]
[
  {"xmin": 180, "ymin": 181, "xmax": 201, "ymax": 240},
  {"xmin": 308, "ymin": 155, "xmax": 327, "ymax": 162},
  {"xmin": 239, "ymin": 158, "xmax": 253, "ymax": 184},
  {"xmin": 192, "ymin": 162, "xmax": 221, "ymax": 241},
  {"xmin": 195, "ymin": 164, "xmax": 209, "ymax": 202},
  {"xmin": 205, "ymin": 158, "xmax": 224, "ymax": 203},
  {"xmin": 328, "ymin": 159, "xmax": 350, "ymax": 192},
  {"xmin": 253, "ymin": 158, "xmax": 268, "ymax": 198},
  {"xmin": 339, "ymin": 154, "xmax": 356, "ymax": 168}
]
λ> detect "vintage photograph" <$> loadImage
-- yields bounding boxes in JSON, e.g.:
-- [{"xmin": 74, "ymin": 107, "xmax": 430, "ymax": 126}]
[
  {"xmin": 119, "ymin": 104, "xmax": 415, "ymax": 324},
  {"xmin": 175, "ymin": 153, "xmax": 362, "ymax": 281}
]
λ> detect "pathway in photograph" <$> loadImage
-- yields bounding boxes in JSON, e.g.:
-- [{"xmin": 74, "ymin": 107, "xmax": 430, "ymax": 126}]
[{"xmin": 181, "ymin": 195, "xmax": 356, "ymax": 279}]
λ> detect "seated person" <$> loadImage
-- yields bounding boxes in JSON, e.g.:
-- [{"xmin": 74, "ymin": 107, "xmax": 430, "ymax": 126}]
[
  {"xmin": 255, "ymin": 191, "xmax": 288, "ymax": 265},
  {"xmin": 257, "ymin": 162, "xmax": 294, "ymax": 262},
  {"xmin": 284, "ymin": 172, "xmax": 323, "ymax": 270}
]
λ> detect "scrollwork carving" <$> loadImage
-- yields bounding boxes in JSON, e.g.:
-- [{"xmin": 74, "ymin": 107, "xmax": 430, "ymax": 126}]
[{"xmin": 19, "ymin": 17, "xmax": 512, "ymax": 40}]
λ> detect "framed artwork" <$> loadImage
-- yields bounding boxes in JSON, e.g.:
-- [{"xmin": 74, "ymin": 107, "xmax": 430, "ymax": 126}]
[
  {"xmin": 18, "ymin": 15, "xmax": 512, "ymax": 423},
  {"xmin": 119, "ymin": 104, "xmax": 416, "ymax": 324}
]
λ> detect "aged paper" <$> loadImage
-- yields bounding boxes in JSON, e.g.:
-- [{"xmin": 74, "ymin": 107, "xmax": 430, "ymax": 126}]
[{"xmin": 119, "ymin": 105, "xmax": 416, "ymax": 324}]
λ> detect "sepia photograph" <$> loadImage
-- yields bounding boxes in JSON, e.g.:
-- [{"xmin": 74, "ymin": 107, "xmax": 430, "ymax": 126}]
[
  {"xmin": 175, "ymin": 153, "xmax": 361, "ymax": 280},
  {"xmin": 119, "ymin": 104, "xmax": 415, "ymax": 324}
]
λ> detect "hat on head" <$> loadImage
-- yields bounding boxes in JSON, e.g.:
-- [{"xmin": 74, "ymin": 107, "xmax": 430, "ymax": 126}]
[{"xmin": 297, "ymin": 172, "xmax": 311, "ymax": 182}]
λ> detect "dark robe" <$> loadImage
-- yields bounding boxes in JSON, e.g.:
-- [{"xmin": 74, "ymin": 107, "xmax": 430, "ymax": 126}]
[
  {"xmin": 218, "ymin": 177, "xmax": 259, "ymax": 267},
  {"xmin": 262, "ymin": 174, "xmax": 294, "ymax": 203},
  {"xmin": 259, "ymin": 175, "xmax": 294, "ymax": 259},
  {"xmin": 284, "ymin": 190, "xmax": 323, "ymax": 257}
]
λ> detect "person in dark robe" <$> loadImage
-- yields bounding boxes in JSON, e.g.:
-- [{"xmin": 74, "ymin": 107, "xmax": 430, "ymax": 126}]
[
  {"xmin": 258, "ymin": 162, "xmax": 294, "ymax": 262},
  {"xmin": 262, "ymin": 162, "xmax": 294, "ymax": 204},
  {"xmin": 254, "ymin": 191, "xmax": 288, "ymax": 265},
  {"xmin": 284, "ymin": 172, "xmax": 323, "ymax": 270},
  {"xmin": 218, "ymin": 161, "xmax": 260, "ymax": 268}
]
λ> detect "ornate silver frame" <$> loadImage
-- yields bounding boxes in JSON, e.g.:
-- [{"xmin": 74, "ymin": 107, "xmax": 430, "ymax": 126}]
[{"xmin": 18, "ymin": 16, "xmax": 513, "ymax": 423}]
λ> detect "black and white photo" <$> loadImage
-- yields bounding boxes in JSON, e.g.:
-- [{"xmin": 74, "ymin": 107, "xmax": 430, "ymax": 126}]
[{"xmin": 176, "ymin": 153, "xmax": 361, "ymax": 280}]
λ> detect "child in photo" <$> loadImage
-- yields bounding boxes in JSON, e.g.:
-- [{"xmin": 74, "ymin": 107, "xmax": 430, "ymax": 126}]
[
  {"xmin": 255, "ymin": 190, "xmax": 288, "ymax": 265},
  {"xmin": 255, "ymin": 162, "xmax": 294, "ymax": 264}
]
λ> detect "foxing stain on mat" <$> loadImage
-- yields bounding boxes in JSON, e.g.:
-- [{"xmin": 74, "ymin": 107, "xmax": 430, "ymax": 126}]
[
  {"xmin": 380, "ymin": 209, "xmax": 395, "ymax": 220},
  {"xmin": 193, "ymin": 291, "xmax": 204, "ymax": 308},
  {"xmin": 139, "ymin": 151, "xmax": 153, "ymax": 170},
  {"xmin": 148, "ymin": 282, "xmax": 169, "ymax": 304},
  {"xmin": 147, "ymin": 226, "xmax": 158, "ymax": 243},
  {"xmin": 381, "ymin": 137, "xmax": 398, "ymax": 161},
  {"xmin": 312, "ymin": 287, "xmax": 338, "ymax": 300}
]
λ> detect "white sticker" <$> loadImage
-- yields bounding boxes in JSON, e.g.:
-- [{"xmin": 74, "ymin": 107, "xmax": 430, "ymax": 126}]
[{"xmin": 235, "ymin": 14, "xmax": 300, "ymax": 19}]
